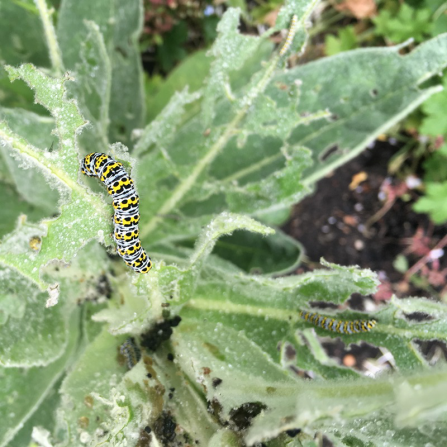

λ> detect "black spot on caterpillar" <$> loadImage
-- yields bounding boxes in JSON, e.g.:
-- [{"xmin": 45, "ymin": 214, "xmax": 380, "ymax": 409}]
[
  {"xmin": 299, "ymin": 310, "xmax": 377, "ymax": 334},
  {"xmin": 81, "ymin": 153, "xmax": 152, "ymax": 273},
  {"xmin": 120, "ymin": 337, "xmax": 141, "ymax": 369}
]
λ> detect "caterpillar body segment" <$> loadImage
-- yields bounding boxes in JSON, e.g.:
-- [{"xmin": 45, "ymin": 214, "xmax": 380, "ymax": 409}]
[
  {"xmin": 299, "ymin": 310, "xmax": 377, "ymax": 334},
  {"xmin": 114, "ymin": 214, "xmax": 140, "ymax": 227},
  {"xmin": 279, "ymin": 15, "xmax": 298, "ymax": 56},
  {"xmin": 112, "ymin": 196, "xmax": 140, "ymax": 213},
  {"xmin": 120, "ymin": 338, "xmax": 141, "ymax": 369},
  {"xmin": 81, "ymin": 152, "xmax": 152, "ymax": 274}
]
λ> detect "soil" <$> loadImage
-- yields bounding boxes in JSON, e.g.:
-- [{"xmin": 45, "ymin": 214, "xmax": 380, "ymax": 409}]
[
  {"xmin": 283, "ymin": 140, "xmax": 447, "ymax": 301},
  {"xmin": 284, "ymin": 140, "xmax": 447, "ymax": 375}
]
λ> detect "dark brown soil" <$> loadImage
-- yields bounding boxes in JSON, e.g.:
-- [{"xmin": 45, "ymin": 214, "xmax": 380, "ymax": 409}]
[{"xmin": 284, "ymin": 140, "xmax": 447, "ymax": 300}]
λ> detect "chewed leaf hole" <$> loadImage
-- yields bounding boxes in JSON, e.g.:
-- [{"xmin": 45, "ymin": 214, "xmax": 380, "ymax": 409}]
[
  {"xmin": 229, "ymin": 402, "xmax": 267, "ymax": 430},
  {"xmin": 404, "ymin": 311, "xmax": 433, "ymax": 322}
]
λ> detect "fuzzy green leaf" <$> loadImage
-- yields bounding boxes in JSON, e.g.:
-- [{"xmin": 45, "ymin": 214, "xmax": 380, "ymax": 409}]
[
  {"xmin": 0, "ymin": 286, "xmax": 67, "ymax": 367},
  {"xmin": 144, "ymin": 49, "xmax": 211, "ymax": 123},
  {"xmin": 0, "ymin": 185, "xmax": 49, "ymax": 239},
  {"xmin": 190, "ymin": 212, "xmax": 275, "ymax": 267},
  {"xmin": 413, "ymin": 181, "xmax": 447, "ymax": 223},
  {"xmin": 0, "ymin": 239, "xmax": 110, "ymax": 369},
  {"xmin": 0, "ymin": 309, "xmax": 79, "ymax": 447},
  {"xmin": 373, "ymin": 4, "xmax": 433, "ymax": 43},
  {"xmin": 133, "ymin": 6, "xmax": 324, "ymax": 274},
  {"xmin": 2, "ymin": 2, "xmax": 447, "ymax": 445},
  {"xmin": 175, "ymin": 258, "xmax": 378, "ymax": 374},
  {"xmin": 55, "ymin": 328, "xmax": 126, "ymax": 445},
  {"xmin": 67, "ymin": 20, "xmax": 112, "ymax": 151},
  {"xmin": 134, "ymin": 26, "xmax": 447, "ymax": 271},
  {"xmin": 201, "ymin": 8, "xmax": 261, "ymax": 127},
  {"xmin": 8, "ymin": 377, "xmax": 62, "ymax": 447},
  {"xmin": 0, "ymin": 2, "xmax": 49, "ymax": 67},
  {"xmin": 246, "ymin": 367, "xmax": 447, "ymax": 446},
  {"xmin": 212, "ymin": 229, "xmax": 302, "ymax": 275},
  {"xmin": 57, "ymin": 0, "xmax": 144, "ymax": 144},
  {"xmin": 3, "ymin": 241, "xmax": 112, "ymax": 445},
  {"xmin": 420, "ymin": 75, "xmax": 447, "ymax": 136},
  {"xmin": 277, "ymin": 34, "xmax": 447, "ymax": 185},
  {"xmin": 0, "ymin": 107, "xmax": 58, "ymax": 214},
  {"xmin": 0, "ymin": 64, "xmax": 111, "ymax": 296},
  {"xmin": 324, "ymin": 26, "xmax": 358, "ymax": 56}
]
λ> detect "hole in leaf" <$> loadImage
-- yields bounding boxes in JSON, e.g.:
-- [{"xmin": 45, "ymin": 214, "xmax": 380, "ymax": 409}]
[
  {"xmin": 286, "ymin": 428, "xmax": 301, "ymax": 437},
  {"xmin": 229, "ymin": 402, "xmax": 267, "ymax": 431},
  {"xmin": 212, "ymin": 377, "xmax": 223, "ymax": 388},
  {"xmin": 404, "ymin": 311, "xmax": 433, "ymax": 322},
  {"xmin": 321, "ymin": 339, "xmax": 386, "ymax": 372},
  {"xmin": 414, "ymin": 339, "xmax": 447, "ymax": 364},
  {"xmin": 284, "ymin": 343, "xmax": 297, "ymax": 361}
]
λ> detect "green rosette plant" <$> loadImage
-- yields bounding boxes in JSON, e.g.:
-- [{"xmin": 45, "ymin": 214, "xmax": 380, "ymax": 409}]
[{"xmin": 1, "ymin": 0, "xmax": 447, "ymax": 446}]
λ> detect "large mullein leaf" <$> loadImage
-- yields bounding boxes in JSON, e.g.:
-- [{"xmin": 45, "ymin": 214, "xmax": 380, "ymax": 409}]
[
  {"xmin": 2, "ymin": 240, "xmax": 110, "ymax": 446},
  {"xmin": 281, "ymin": 36, "xmax": 447, "ymax": 185},
  {"xmin": 0, "ymin": 308, "xmax": 79, "ymax": 447},
  {"xmin": 0, "ymin": 65, "xmax": 110, "ymax": 298},
  {"xmin": 57, "ymin": 0, "xmax": 144, "ymax": 144},
  {"xmin": 0, "ymin": 2, "xmax": 50, "ymax": 114}
]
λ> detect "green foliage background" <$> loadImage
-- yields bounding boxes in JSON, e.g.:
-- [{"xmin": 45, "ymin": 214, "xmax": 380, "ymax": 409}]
[{"xmin": 1, "ymin": 0, "xmax": 447, "ymax": 446}]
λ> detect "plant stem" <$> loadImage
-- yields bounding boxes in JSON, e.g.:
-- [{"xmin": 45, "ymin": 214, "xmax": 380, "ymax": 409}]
[{"xmin": 34, "ymin": 0, "xmax": 64, "ymax": 75}]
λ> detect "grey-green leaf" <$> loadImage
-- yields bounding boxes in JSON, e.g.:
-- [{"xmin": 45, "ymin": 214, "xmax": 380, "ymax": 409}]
[
  {"xmin": 57, "ymin": 0, "xmax": 144, "ymax": 144},
  {"xmin": 276, "ymin": 36, "xmax": 447, "ymax": 185}
]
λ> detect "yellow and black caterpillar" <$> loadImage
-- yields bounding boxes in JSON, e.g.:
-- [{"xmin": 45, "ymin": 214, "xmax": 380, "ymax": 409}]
[
  {"xmin": 299, "ymin": 310, "xmax": 377, "ymax": 334},
  {"xmin": 81, "ymin": 153, "xmax": 152, "ymax": 274}
]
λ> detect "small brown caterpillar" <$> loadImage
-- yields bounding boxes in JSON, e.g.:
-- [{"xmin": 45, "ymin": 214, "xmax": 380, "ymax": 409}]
[{"xmin": 299, "ymin": 310, "xmax": 377, "ymax": 334}]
